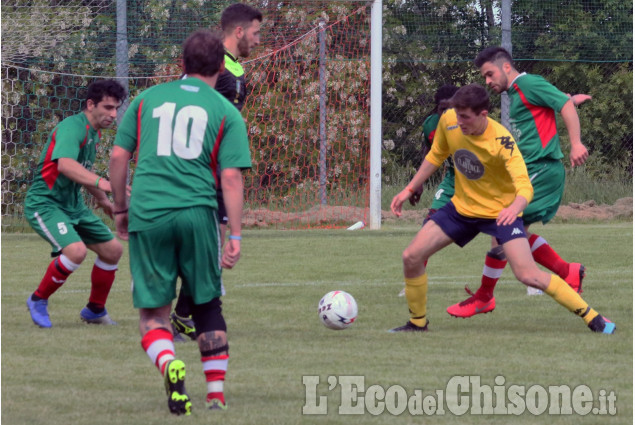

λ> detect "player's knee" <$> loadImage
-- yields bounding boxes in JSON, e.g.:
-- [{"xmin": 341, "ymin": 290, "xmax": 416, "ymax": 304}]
[
  {"xmin": 191, "ymin": 298, "xmax": 227, "ymax": 334},
  {"xmin": 62, "ymin": 242, "xmax": 88, "ymax": 264},
  {"xmin": 512, "ymin": 268, "xmax": 537, "ymax": 286},
  {"xmin": 98, "ymin": 239, "xmax": 123, "ymax": 264},
  {"xmin": 402, "ymin": 247, "xmax": 425, "ymax": 270}
]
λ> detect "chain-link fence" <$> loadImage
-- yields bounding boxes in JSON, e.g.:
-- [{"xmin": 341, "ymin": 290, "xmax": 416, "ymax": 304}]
[{"xmin": 2, "ymin": 0, "xmax": 632, "ymax": 229}]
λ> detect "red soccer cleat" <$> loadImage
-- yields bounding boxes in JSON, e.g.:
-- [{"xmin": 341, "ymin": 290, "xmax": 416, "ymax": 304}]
[
  {"xmin": 564, "ymin": 263, "xmax": 585, "ymax": 294},
  {"xmin": 446, "ymin": 286, "xmax": 496, "ymax": 318}
]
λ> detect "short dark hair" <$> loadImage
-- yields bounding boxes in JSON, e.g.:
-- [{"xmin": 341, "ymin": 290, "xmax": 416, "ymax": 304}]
[
  {"xmin": 183, "ymin": 30, "xmax": 225, "ymax": 76},
  {"xmin": 84, "ymin": 79, "xmax": 127, "ymax": 109},
  {"xmin": 221, "ymin": 3, "xmax": 262, "ymax": 32},
  {"xmin": 451, "ymin": 83, "xmax": 490, "ymax": 114},
  {"xmin": 474, "ymin": 46, "xmax": 514, "ymax": 68},
  {"xmin": 434, "ymin": 84, "xmax": 459, "ymax": 105}
]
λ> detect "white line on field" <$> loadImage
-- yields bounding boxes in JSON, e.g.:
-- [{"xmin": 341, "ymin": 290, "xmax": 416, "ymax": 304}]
[{"xmin": 4, "ymin": 277, "xmax": 633, "ymax": 297}]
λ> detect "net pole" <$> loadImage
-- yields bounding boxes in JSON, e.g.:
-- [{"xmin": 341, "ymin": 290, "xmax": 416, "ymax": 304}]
[
  {"xmin": 116, "ymin": 0, "xmax": 130, "ymax": 123},
  {"xmin": 318, "ymin": 19, "xmax": 327, "ymax": 205},
  {"xmin": 501, "ymin": 0, "xmax": 511, "ymax": 129},
  {"xmin": 369, "ymin": 0, "xmax": 383, "ymax": 229}
]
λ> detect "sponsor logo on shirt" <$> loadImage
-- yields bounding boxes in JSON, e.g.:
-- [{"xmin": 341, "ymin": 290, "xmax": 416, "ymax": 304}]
[
  {"xmin": 497, "ymin": 136, "xmax": 515, "ymax": 156},
  {"xmin": 453, "ymin": 149, "xmax": 484, "ymax": 180}
]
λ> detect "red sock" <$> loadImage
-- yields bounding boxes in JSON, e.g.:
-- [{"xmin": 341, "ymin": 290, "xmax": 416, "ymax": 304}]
[
  {"xmin": 89, "ymin": 258, "xmax": 118, "ymax": 310},
  {"xmin": 528, "ymin": 234, "xmax": 569, "ymax": 278},
  {"xmin": 202, "ymin": 354, "xmax": 228, "ymax": 403},
  {"xmin": 34, "ymin": 255, "xmax": 77, "ymax": 299},
  {"xmin": 141, "ymin": 328, "xmax": 175, "ymax": 375},
  {"xmin": 476, "ymin": 253, "xmax": 507, "ymax": 301}
]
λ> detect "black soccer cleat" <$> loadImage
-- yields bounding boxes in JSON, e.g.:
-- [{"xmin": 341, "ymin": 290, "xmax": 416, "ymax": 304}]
[
  {"xmin": 588, "ymin": 315, "xmax": 616, "ymax": 334},
  {"xmin": 388, "ymin": 321, "xmax": 429, "ymax": 333}
]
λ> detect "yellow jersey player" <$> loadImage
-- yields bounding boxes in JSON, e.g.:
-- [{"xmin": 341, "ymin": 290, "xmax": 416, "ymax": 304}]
[{"xmin": 389, "ymin": 83, "xmax": 615, "ymax": 335}]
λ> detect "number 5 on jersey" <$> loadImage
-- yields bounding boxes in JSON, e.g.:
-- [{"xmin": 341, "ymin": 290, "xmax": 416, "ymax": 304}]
[{"xmin": 153, "ymin": 102, "xmax": 208, "ymax": 159}]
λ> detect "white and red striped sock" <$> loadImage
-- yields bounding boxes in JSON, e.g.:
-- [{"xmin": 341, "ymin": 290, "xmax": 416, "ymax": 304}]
[
  {"xmin": 529, "ymin": 234, "xmax": 569, "ymax": 279},
  {"xmin": 202, "ymin": 354, "xmax": 228, "ymax": 403},
  {"xmin": 477, "ymin": 254, "xmax": 507, "ymax": 301},
  {"xmin": 141, "ymin": 328, "xmax": 175, "ymax": 375}
]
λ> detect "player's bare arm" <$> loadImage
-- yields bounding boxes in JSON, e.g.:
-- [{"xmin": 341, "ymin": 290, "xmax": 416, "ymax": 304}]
[
  {"xmin": 559, "ymin": 100, "xmax": 589, "ymax": 167},
  {"xmin": 108, "ymin": 146, "xmax": 133, "ymax": 240},
  {"xmin": 220, "ymin": 167, "xmax": 244, "ymax": 269},
  {"xmin": 57, "ymin": 157, "xmax": 112, "ymax": 192},
  {"xmin": 391, "ymin": 159, "xmax": 440, "ymax": 217},
  {"xmin": 569, "ymin": 93, "xmax": 592, "ymax": 107},
  {"xmin": 409, "ymin": 145, "xmax": 430, "ymax": 206}
]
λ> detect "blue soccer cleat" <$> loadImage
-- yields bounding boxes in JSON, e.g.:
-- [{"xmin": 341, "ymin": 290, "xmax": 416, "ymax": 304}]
[
  {"xmin": 27, "ymin": 296, "xmax": 52, "ymax": 328},
  {"xmin": 80, "ymin": 307, "xmax": 117, "ymax": 325}
]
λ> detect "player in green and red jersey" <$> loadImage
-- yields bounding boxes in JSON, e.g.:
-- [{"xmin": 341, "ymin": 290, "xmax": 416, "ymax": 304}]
[
  {"xmin": 110, "ymin": 29, "xmax": 252, "ymax": 414},
  {"xmin": 415, "ymin": 85, "xmax": 460, "ymax": 213},
  {"xmin": 390, "ymin": 84, "xmax": 614, "ymax": 334},
  {"xmin": 170, "ymin": 3, "xmax": 262, "ymax": 342},
  {"xmin": 24, "ymin": 79, "xmax": 127, "ymax": 328},
  {"xmin": 447, "ymin": 46, "xmax": 591, "ymax": 318}
]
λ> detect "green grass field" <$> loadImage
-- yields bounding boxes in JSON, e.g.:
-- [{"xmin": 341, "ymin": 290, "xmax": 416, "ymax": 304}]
[{"xmin": 2, "ymin": 222, "xmax": 632, "ymax": 425}]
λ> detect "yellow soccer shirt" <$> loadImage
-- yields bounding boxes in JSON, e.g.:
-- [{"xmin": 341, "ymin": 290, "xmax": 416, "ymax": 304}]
[{"xmin": 425, "ymin": 109, "xmax": 533, "ymax": 219}]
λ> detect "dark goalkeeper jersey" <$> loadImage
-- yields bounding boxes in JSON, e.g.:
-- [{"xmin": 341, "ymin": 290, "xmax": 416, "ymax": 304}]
[{"xmin": 215, "ymin": 51, "xmax": 247, "ymax": 111}]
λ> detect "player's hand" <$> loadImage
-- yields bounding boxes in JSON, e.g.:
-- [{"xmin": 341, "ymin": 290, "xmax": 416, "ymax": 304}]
[
  {"xmin": 408, "ymin": 185, "xmax": 424, "ymax": 206},
  {"xmin": 570, "ymin": 143, "xmax": 589, "ymax": 167},
  {"xmin": 115, "ymin": 213, "xmax": 129, "ymax": 241},
  {"xmin": 98, "ymin": 178, "xmax": 112, "ymax": 193},
  {"xmin": 96, "ymin": 198, "xmax": 115, "ymax": 219},
  {"xmin": 221, "ymin": 239, "xmax": 241, "ymax": 269},
  {"xmin": 570, "ymin": 94, "xmax": 592, "ymax": 107},
  {"xmin": 496, "ymin": 206, "xmax": 519, "ymax": 226},
  {"xmin": 391, "ymin": 188, "xmax": 411, "ymax": 217}
]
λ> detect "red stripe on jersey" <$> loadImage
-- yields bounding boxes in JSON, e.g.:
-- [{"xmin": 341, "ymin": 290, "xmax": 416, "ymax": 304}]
[
  {"xmin": 42, "ymin": 129, "xmax": 60, "ymax": 189},
  {"xmin": 79, "ymin": 125, "xmax": 90, "ymax": 148},
  {"xmin": 210, "ymin": 117, "xmax": 226, "ymax": 186},
  {"xmin": 135, "ymin": 99, "xmax": 144, "ymax": 165},
  {"xmin": 513, "ymin": 83, "xmax": 557, "ymax": 148}
]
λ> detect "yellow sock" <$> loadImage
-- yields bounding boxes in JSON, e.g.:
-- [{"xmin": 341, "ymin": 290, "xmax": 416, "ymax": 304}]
[
  {"xmin": 405, "ymin": 273, "xmax": 428, "ymax": 327},
  {"xmin": 544, "ymin": 275, "xmax": 598, "ymax": 325}
]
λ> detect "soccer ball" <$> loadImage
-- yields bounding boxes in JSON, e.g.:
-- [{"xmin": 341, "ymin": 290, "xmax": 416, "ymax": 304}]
[{"xmin": 317, "ymin": 290, "xmax": 358, "ymax": 330}]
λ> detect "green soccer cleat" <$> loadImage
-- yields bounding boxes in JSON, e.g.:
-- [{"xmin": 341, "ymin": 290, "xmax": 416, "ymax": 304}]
[
  {"xmin": 206, "ymin": 398, "xmax": 228, "ymax": 411},
  {"xmin": 170, "ymin": 313, "xmax": 197, "ymax": 341},
  {"xmin": 164, "ymin": 359, "xmax": 192, "ymax": 416}
]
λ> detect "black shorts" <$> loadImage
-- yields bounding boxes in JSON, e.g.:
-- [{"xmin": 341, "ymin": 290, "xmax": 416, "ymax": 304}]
[
  {"xmin": 430, "ymin": 201, "xmax": 527, "ymax": 247},
  {"xmin": 217, "ymin": 188, "xmax": 228, "ymax": 225}
]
